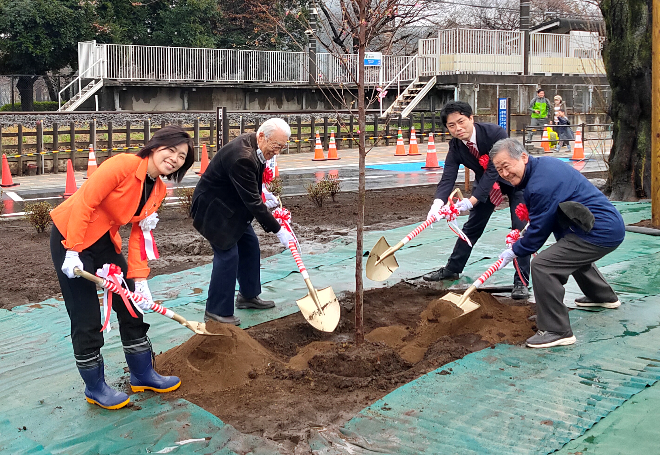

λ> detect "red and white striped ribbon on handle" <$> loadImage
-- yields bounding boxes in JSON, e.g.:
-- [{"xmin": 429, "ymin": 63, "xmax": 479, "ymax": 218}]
[
  {"xmin": 96, "ymin": 264, "xmax": 175, "ymax": 329},
  {"xmin": 288, "ymin": 242, "xmax": 309, "ymax": 280},
  {"xmin": 473, "ymin": 258, "xmax": 505, "ymax": 288}
]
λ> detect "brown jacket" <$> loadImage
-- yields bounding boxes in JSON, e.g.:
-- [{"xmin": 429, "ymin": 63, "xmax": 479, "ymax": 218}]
[{"xmin": 50, "ymin": 154, "xmax": 166, "ymax": 279}]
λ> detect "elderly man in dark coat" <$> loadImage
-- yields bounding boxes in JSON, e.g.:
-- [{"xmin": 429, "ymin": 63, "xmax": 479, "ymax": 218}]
[
  {"xmin": 191, "ymin": 118, "xmax": 295, "ymax": 325},
  {"xmin": 491, "ymin": 138, "xmax": 625, "ymax": 348}
]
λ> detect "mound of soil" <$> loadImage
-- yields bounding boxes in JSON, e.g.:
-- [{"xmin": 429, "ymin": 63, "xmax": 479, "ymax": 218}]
[{"xmin": 157, "ymin": 282, "xmax": 535, "ymax": 452}]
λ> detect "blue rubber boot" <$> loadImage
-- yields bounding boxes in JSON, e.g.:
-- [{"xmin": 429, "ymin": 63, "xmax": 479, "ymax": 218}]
[
  {"xmin": 123, "ymin": 337, "xmax": 181, "ymax": 393},
  {"xmin": 76, "ymin": 352, "xmax": 130, "ymax": 410}
]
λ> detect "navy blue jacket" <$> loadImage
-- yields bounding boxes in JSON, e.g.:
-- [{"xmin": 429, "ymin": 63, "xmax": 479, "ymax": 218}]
[
  {"xmin": 512, "ymin": 156, "xmax": 625, "ymax": 257},
  {"xmin": 435, "ymin": 122, "xmax": 512, "ymax": 203}
]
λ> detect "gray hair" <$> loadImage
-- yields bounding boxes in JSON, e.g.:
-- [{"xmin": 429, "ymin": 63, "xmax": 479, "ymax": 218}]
[
  {"xmin": 490, "ymin": 138, "xmax": 526, "ymax": 161},
  {"xmin": 257, "ymin": 118, "xmax": 291, "ymax": 139}
]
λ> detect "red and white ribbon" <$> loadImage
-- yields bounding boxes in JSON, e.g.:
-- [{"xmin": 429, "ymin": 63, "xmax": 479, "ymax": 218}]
[
  {"xmin": 139, "ymin": 213, "xmax": 160, "ymax": 260},
  {"xmin": 288, "ymin": 242, "xmax": 309, "ymax": 279},
  {"xmin": 95, "ymin": 264, "xmax": 175, "ymax": 332},
  {"xmin": 272, "ymin": 206, "xmax": 299, "ymax": 248},
  {"xmin": 95, "ymin": 264, "xmax": 140, "ymax": 333}
]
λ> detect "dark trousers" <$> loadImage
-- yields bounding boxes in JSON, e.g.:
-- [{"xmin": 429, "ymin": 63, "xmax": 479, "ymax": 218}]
[
  {"xmin": 446, "ymin": 188, "xmax": 531, "ymax": 285},
  {"xmin": 531, "ymin": 234, "xmax": 618, "ymax": 333},
  {"xmin": 50, "ymin": 227, "xmax": 149, "ymax": 358},
  {"xmin": 206, "ymin": 223, "xmax": 261, "ymax": 317}
]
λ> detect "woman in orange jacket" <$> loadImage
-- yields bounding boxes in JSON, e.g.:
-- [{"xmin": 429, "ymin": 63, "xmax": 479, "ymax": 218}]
[{"xmin": 49, "ymin": 125, "xmax": 194, "ymax": 409}]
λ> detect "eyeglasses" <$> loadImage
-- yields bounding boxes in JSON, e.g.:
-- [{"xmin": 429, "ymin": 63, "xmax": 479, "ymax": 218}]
[{"xmin": 268, "ymin": 139, "xmax": 287, "ymax": 152}]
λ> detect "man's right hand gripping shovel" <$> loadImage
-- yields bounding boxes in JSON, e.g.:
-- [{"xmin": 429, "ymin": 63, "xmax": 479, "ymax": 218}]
[{"xmin": 366, "ymin": 188, "xmax": 472, "ymax": 282}]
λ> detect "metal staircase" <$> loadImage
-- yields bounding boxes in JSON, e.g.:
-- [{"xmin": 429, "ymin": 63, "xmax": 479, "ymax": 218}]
[
  {"xmin": 58, "ymin": 79, "xmax": 104, "ymax": 111},
  {"xmin": 381, "ymin": 76, "xmax": 437, "ymax": 119}
]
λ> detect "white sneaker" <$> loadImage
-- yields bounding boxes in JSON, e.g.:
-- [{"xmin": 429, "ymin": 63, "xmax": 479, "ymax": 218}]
[{"xmin": 574, "ymin": 296, "xmax": 621, "ymax": 309}]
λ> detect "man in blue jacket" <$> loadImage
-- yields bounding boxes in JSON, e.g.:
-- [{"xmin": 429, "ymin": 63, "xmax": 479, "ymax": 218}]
[
  {"xmin": 490, "ymin": 138, "xmax": 625, "ymax": 348},
  {"xmin": 424, "ymin": 101, "xmax": 531, "ymax": 300}
]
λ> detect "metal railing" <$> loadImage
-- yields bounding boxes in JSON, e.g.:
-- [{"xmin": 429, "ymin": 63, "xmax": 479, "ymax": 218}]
[
  {"xmin": 62, "ymin": 35, "xmax": 606, "ymax": 101},
  {"xmin": 58, "ymin": 57, "xmax": 106, "ymax": 110}
]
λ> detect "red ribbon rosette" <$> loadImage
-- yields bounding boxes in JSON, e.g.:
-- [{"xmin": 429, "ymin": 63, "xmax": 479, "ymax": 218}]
[
  {"xmin": 479, "ymin": 154, "xmax": 489, "ymax": 170},
  {"xmin": 515, "ymin": 203, "xmax": 530, "ymax": 222},
  {"xmin": 263, "ymin": 167, "xmax": 274, "ymax": 185}
]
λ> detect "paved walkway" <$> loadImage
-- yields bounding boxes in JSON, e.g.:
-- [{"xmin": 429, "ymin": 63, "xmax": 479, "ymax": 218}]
[{"xmin": 2, "ymin": 139, "xmax": 609, "ymax": 202}]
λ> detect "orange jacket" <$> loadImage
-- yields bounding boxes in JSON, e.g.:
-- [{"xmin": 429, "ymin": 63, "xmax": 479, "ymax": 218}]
[{"xmin": 50, "ymin": 154, "xmax": 166, "ymax": 279}]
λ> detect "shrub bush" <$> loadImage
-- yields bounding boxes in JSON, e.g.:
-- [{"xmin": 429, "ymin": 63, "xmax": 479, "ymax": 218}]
[
  {"xmin": 176, "ymin": 187, "xmax": 195, "ymax": 218},
  {"xmin": 267, "ymin": 177, "xmax": 283, "ymax": 197},
  {"xmin": 323, "ymin": 174, "xmax": 341, "ymax": 202},
  {"xmin": 0, "ymin": 101, "xmax": 59, "ymax": 111},
  {"xmin": 305, "ymin": 180, "xmax": 330, "ymax": 208},
  {"xmin": 25, "ymin": 201, "xmax": 52, "ymax": 233}
]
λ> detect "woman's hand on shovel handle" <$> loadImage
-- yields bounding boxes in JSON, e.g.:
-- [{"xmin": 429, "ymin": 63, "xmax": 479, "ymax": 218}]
[{"xmin": 62, "ymin": 251, "xmax": 84, "ymax": 279}]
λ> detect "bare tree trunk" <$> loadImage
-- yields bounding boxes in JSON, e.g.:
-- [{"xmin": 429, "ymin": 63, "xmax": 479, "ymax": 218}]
[
  {"xmin": 354, "ymin": 0, "xmax": 367, "ymax": 345},
  {"xmin": 16, "ymin": 76, "xmax": 37, "ymax": 111},
  {"xmin": 600, "ymin": 0, "xmax": 652, "ymax": 200}
]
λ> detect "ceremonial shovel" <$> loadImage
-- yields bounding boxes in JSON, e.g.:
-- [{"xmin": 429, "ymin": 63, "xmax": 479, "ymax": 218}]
[
  {"xmin": 366, "ymin": 188, "xmax": 470, "ymax": 282},
  {"xmin": 449, "ymin": 221, "xmax": 531, "ymax": 318},
  {"xmin": 287, "ymin": 241, "xmax": 341, "ymax": 332},
  {"xmin": 74, "ymin": 267, "xmax": 226, "ymax": 336}
]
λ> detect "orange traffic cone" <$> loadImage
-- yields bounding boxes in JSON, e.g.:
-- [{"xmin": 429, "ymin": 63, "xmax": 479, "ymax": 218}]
[
  {"xmin": 273, "ymin": 155, "xmax": 280, "ymax": 177},
  {"xmin": 312, "ymin": 131, "xmax": 326, "ymax": 161},
  {"xmin": 541, "ymin": 128, "xmax": 550, "ymax": 152},
  {"xmin": 571, "ymin": 128, "xmax": 585, "ymax": 160},
  {"xmin": 421, "ymin": 133, "xmax": 441, "ymax": 169},
  {"xmin": 327, "ymin": 132, "xmax": 340, "ymax": 160},
  {"xmin": 408, "ymin": 127, "xmax": 421, "ymax": 156},
  {"xmin": 394, "ymin": 128, "xmax": 406, "ymax": 156},
  {"xmin": 63, "ymin": 159, "xmax": 77, "ymax": 198},
  {"xmin": 0, "ymin": 154, "xmax": 19, "ymax": 188},
  {"xmin": 84, "ymin": 145, "xmax": 97, "ymax": 179},
  {"xmin": 196, "ymin": 144, "xmax": 209, "ymax": 175}
]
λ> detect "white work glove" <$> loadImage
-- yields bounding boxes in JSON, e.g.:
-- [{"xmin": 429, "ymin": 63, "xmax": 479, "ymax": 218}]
[
  {"xmin": 427, "ymin": 198, "xmax": 445, "ymax": 222},
  {"xmin": 134, "ymin": 280, "xmax": 154, "ymax": 305},
  {"xmin": 499, "ymin": 248, "xmax": 517, "ymax": 268},
  {"xmin": 276, "ymin": 228, "xmax": 296, "ymax": 248},
  {"xmin": 455, "ymin": 198, "xmax": 474, "ymax": 213},
  {"xmin": 62, "ymin": 250, "xmax": 84, "ymax": 279},
  {"xmin": 263, "ymin": 191, "xmax": 279, "ymax": 210}
]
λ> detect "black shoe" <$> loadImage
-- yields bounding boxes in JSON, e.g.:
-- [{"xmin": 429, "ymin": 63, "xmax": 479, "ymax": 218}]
[
  {"xmin": 574, "ymin": 296, "xmax": 621, "ymax": 309},
  {"xmin": 511, "ymin": 283, "xmax": 529, "ymax": 300},
  {"xmin": 526, "ymin": 330, "xmax": 576, "ymax": 348},
  {"xmin": 235, "ymin": 293, "xmax": 275, "ymax": 310},
  {"xmin": 204, "ymin": 311, "xmax": 241, "ymax": 325},
  {"xmin": 422, "ymin": 267, "xmax": 459, "ymax": 282}
]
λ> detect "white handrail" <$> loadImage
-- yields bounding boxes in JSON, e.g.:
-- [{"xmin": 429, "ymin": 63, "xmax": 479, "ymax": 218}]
[
  {"xmin": 379, "ymin": 56, "xmax": 417, "ymax": 117},
  {"xmin": 58, "ymin": 57, "xmax": 106, "ymax": 110}
]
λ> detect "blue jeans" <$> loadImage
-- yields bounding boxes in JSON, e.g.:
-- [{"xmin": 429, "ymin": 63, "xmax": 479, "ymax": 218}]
[{"xmin": 206, "ymin": 223, "xmax": 261, "ymax": 317}]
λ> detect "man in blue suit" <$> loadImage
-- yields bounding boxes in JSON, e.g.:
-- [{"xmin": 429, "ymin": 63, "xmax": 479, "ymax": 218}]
[
  {"xmin": 491, "ymin": 138, "xmax": 625, "ymax": 348},
  {"xmin": 425, "ymin": 101, "xmax": 531, "ymax": 300}
]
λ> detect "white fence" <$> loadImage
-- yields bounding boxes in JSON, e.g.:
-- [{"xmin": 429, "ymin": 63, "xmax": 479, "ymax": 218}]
[{"xmin": 76, "ymin": 32, "xmax": 605, "ymax": 88}]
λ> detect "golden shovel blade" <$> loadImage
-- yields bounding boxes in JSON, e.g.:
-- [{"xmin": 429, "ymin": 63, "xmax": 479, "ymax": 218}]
[
  {"xmin": 442, "ymin": 291, "xmax": 481, "ymax": 317},
  {"xmin": 366, "ymin": 236, "xmax": 400, "ymax": 282},
  {"xmin": 296, "ymin": 286, "xmax": 341, "ymax": 332}
]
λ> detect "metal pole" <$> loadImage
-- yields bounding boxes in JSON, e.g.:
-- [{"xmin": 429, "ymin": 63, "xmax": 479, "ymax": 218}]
[{"xmin": 520, "ymin": 1, "xmax": 530, "ymax": 76}]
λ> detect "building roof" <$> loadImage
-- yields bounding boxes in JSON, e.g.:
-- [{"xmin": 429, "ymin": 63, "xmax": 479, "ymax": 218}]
[{"xmin": 530, "ymin": 18, "xmax": 605, "ymax": 35}]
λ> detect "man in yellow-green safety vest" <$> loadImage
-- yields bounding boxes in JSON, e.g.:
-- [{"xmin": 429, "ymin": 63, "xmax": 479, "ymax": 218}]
[{"xmin": 526, "ymin": 88, "xmax": 552, "ymax": 144}]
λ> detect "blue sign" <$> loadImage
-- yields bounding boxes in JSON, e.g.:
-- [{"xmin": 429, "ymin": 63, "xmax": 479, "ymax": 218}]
[
  {"xmin": 364, "ymin": 52, "xmax": 382, "ymax": 67},
  {"xmin": 498, "ymin": 97, "xmax": 508, "ymax": 132}
]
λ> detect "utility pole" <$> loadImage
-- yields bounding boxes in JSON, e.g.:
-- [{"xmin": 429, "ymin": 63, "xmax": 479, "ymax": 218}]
[
  {"xmin": 308, "ymin": 3, "xmax": 318, "ymax": 86},
  {"xmin": 653, "ymin": 0, "xmax": 660, "ymax": 226},
  {"xmin": 520, "ymin": 0, "xmax": 531, "ymax": 75}
]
